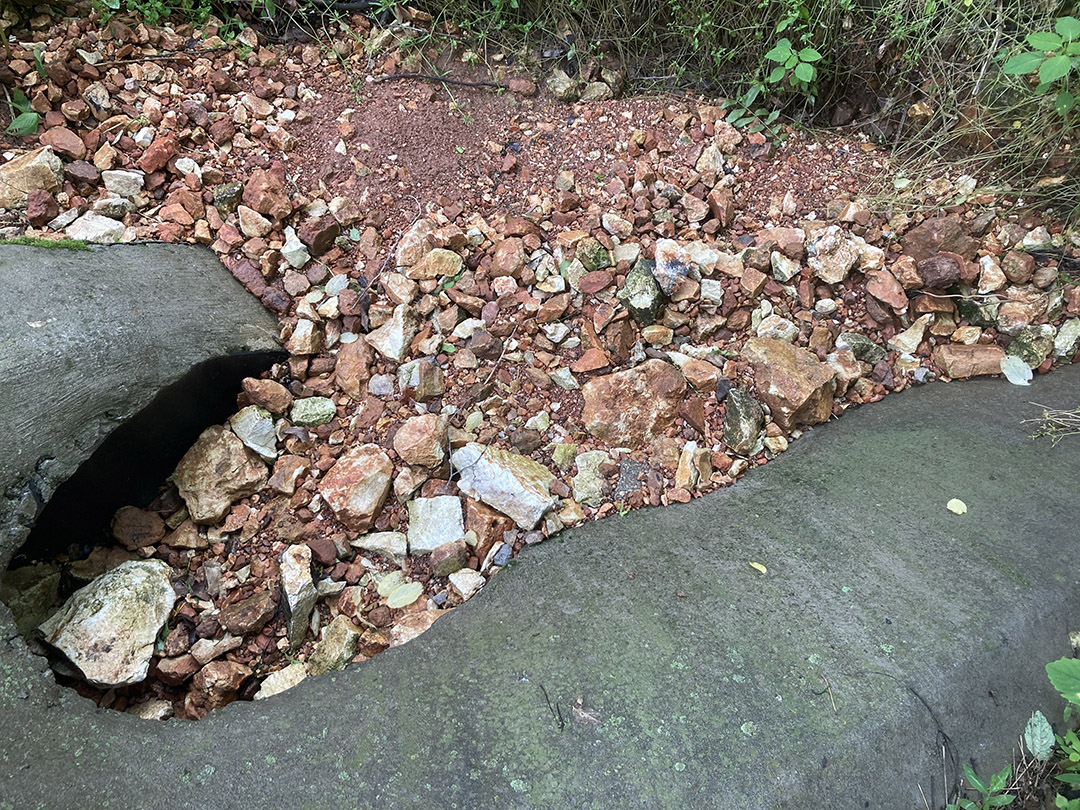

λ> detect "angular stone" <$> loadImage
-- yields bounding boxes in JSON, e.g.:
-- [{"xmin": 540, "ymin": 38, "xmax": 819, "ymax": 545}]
[
  {"xmin": 351, "ymin": 531, "xmax": 407, "ymax": 562},
  {"xmin": 281, "ymin": 544, "xmax": 316, "ymax": 649},
  {"xmin": 242, "ymin": 166, "xmax": 292, "ymax": 221},
  {"xmin": 932, "ymin": 344, "xmax": 1006, "ymax": 379},
  {"xmin": 156, "ymin": 654, "xmax": 200, "ymax": 686},
  {"xmin": 185, "ymin": 660, "xmax": 251, "ymax": 719},
  {"xmin": 808, "ymin": 225, "xmax": 859, "ymax": 284},
  {"xmin": 756, "ymin": 314, "xmax": 798, "ymax": 343},
  {"xmin": 723, "ymin": 387, "xmax": 764, "ymax": 455},
  {"xmin": 285, "ymin": 318, "xmax": 323, "ymax": 355},
  {"xmin": 398, "ymin": 357, "xmax": 445, "ymax": 402},
  {"xmin": 407, "ymin": 496, "xmax": 465, "ymax": 555},
  {"xmin": 366, "ymin": 304, "xmax": 419, "ymax": 363},
  {"xmin": 290, "ymin": 396, "xmax": 336, "ymax": 426},
  {"xmin": 219, "ymin": 590, "xmax": 276, "ymax": 635},
  {"xmin": 395, "ymin": 219, "xmax": 436, "ymax": 267},
  {"xmin": 653, "ymin": 239, "xmax": 702, "ymax": 296},
  {"xmin": 1054, "ymin": 319, "xmax": 1080, "ymax": 359},
  {"xmin": 393, "ymin": 414, "xmax": 448, "ymax": 468},
  {"xmin": 335, "ymin": 336, "xmax": 374, "ymax": 398},
  {"xmin": 389, "ymin": 609, "xmax": 442, "ymax": 647},
  {"xmin": 189, "ymin": 633, "xmax": 242, "ymax": 665},
  {"xmin": 37, "ymin": 560, "xmax": 176, "ymax": 687},
  {"xmin": 66, "ymin": 211, "xmax": 125, "ymax": 243},
  {"xmin": 406, "ymin": 248, "xmax": 462, "ymax": 280},
  {"xmin": 449, "ymin": 569, "xmax": 485, "ymax": 600},
  {"xmin": 229, "ymin": 405, "xmax": 277, "ymax": 461},
  {"xmin": 268, "ymin": 455, "xmax": 310, "ymax": 495},
  {"xmin": 866, "ymin": 269, "xmax": 908, "ymax": 311},
  {"xmin": 163, "ymin": 519, "xmax": 208, "ymax": 550},
  {"xmin": 137, "ymin": 135, "xmax": 178, "ymax": 173},
  {"xmin": 242, "ymin": 377, "xmax": 293, "ymax": 414},
  {"xmin": 573, "ymin": 450, "xmax": 610, "ymax": 507},
  {"xmin": 836, "ymin": 333, "xmax": 886, "ymax": 364},
  {"xmin": 319, "ymin": 444, "xmax": 393, "ymax": 532},
  {"xmin": 173, "ymin": 426, "xmax": 268, "ymax": 524},
  {"xmin": 102, "ymin": 169, "xmax": 144, "ymax": 198},
  {"xmin": 901, "ymin": 216, "xmax": 978, "ymax": 262},
  {"xmin": 617, "ymin": 259, "xmax": 664, "ymax": 325},
  {"xmin": 429, "ymin": 539, "xmax": 469, "ymax": 576},
  {"xmin": 0, "ymin": 563, "xmax": 60, "ymax": 637},
  {"xmin": 306, "ymin": 614, "xmax": 363, "ymax": 676},
  {"xmin": 297, "ymin": 215, "xmax": 340, "ymax": 257},
  {"xmin": 237, "ymin": 205, "xmax": 272, "ymax": 238},
  {"xmin": 916, "ymin": 255, "xmax": 963, "ymax": 288},
  {"xmin": 742, "ymin": 337, "xmax": 836, "ymax": 431},
  {"xmin": 110, "ymin": 506, "xmax": 165, "ymax": 550},
  {"xmin": 0, "ymin": 147, "xmax": 64, "ymax": 208},
  {"xmin": 887, "ymin": 314, "xmax": 933, "ymax": 355},
  {"xmin": 254, "ymin": 661, "xmax": 307, "ymax": 699},
  {"xmin": 582, "ymin": 359, "xmax": 687, "ymax": 449},
  {"xmin": 451, "ymin": 443, "xmax": 558, "ymax": 530}
]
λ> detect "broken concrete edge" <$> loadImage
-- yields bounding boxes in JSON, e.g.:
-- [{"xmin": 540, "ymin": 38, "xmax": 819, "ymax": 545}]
[
  {"xmin": 1, "ymin": 366, "xmax": 1077, "ymax": 810},
  {"xmin": 0, "ymin": 242, "xmax": 283, "ymax": 577}
]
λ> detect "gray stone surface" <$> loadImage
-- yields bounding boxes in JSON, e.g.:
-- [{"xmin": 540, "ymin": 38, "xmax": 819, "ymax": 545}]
[
  {"xmin": 0, "ymin": 243, "xmax": 281, "ymax": 573},
  {"xmin": 1, "ymin": 363, "xmax": 1079, "ymax": 808}
]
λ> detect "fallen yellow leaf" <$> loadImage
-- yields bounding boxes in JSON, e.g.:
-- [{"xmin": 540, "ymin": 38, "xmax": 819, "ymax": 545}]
[
  {"xmin": 947, "ymin": 498, "xmax": 968, "ymax": 515},
  {"xmin": 749, "ymin": 562, "xmax": 767, "ymax": 574}
]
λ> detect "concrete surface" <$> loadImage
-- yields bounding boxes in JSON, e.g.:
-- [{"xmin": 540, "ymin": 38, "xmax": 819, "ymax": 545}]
[
  {"xmin": 0, "ymin": 243, "xmax": 282, "ymax": 570},
  {"xmin": 2, "ymin": 358, "xmax": 1078, "ymax": 808}
]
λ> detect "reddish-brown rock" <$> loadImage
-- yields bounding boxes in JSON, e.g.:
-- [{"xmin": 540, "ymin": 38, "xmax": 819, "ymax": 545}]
[
  {"xmin": 334, "ymin": 336, "xmax": 374, "ymax": 399},
  {"xmin": 110, "ymin": 506, "xmax": 166, "ymax": 550},
  {"xmin": 491, "ymin": 237, "xmax": 525, "ymax": 277},
  {"xmin": 137, "ymin": 135, "xmax": 179, "ymax": 173},
  {"xmin": 242, "ymin": 377, "xmax": 293, "ymax": 414},
  {"xmin": 742, "ymin": 337, "xmax": 836, "ymax": 431},
  {"xmin": 156, "ymin": 654, "xmax": 200, "ymax": 686},
  {"xmin": 865, "ymin": 269, "xmax": 908, "ymax": 311},
  {"xmin": 318, "ymin": 444, "xmax": 393, "ymax": 532},
  {"xmin": 901, "ymin": 216, "xmax": 978, "ymax": 262},
  {"xmin": 242, "ymin": 164, "xmax": 292, "ymax": 221},
  {"xmin": 218, "ymin": 590, "xmax": 276, "ymax": 635},
  {"xmin": 393, "ymin": 414, "xmax": 448, "ymax": 468},
  {"xmin": 582, "ymin": 359, "xmax": 687, "ymax": 448},
  {"xmin": 185, "ymin": 660, "xmax": 252, "ymax": 719},
  {"xmin": 24, "ymin": 188, "xmax": 59, "ymax": 226},
  {"xmin": 40, "ymin": 127, "xmax": 86, "ymax": 160},
  {"xmin": 932, "ymin": 344, "xmax": 1006, "ymax": 378},
  {"xmin": 297, "ymin": 215, "xmax": 341, "ymax": 256}
]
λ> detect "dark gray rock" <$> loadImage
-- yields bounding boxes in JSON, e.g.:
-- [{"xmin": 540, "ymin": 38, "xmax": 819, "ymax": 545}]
[
  {"xmin": 617, "ymin": 259, "xmax": 664, "ymax": 325},
  {"xmin": 723, "ymin": 387, "xmax": 764, "ymax": 455}
]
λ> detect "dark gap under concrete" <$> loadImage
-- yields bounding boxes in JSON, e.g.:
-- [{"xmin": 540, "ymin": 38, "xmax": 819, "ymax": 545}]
[{"xmin": 11, "ymin": 349, "xmax": 284, "ymax": 568}]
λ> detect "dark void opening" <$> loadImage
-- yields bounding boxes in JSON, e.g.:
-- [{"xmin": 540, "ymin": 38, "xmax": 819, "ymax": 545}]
[{"xmin": 15, "ymin": 349, "xmax": 285, "ymax": 566}]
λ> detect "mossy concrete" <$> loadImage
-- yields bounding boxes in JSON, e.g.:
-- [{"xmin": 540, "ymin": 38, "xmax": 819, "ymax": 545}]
[
  {"xmin": 2, "ymin": 346, "xmax": 1080, "ymax": 807},
  {"xmin": 0, "ymin": 243, "xmax": 282, "ymax": 571}
]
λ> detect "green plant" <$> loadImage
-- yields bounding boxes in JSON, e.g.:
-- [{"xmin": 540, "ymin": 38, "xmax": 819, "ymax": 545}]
[
  {"xmin": 764, "ymin": 36, "xmax": 824, "ymax": 97},
  {"xmin": 1002, "ymin": 16, "xmax": 1080, "ymax": 116},
  {"xmin": 3, "ymin": 88, "xmax": 39, "ymax": 137},
  {"xmin": 947, "ymin": 762, "xmax": 1015, "ymax": 809}
]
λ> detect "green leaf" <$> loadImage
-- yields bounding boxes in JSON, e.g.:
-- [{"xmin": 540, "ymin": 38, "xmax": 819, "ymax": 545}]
[
  {"xmin": 1056, "ymin": 90, "xmax": 1076, "ymax": 115},
  {"xmin": 1047, "ymin": 658, "xmax": 1080, "ymax": 706},
  {"xmin": 1028, "ymin": 31, "xmax": 1063, "ymax": 50},
  {"xmin": 793, "ymin": 62, "xmax": 816, "ymax": 83},
  {"xmin": 798, "ymin": 47, "xmax": 823, "ymax": 62},
  {"xmin": 1024, "ymin": 711, "xmax": 1054, "ymax": 761},
  {"xmin": 765, "ymin": 38, "xmax": 793, "ymax": 62},
  {"xmin": 386, "ymin": 581, "xmax": 423, "ymax": 609},
  {"xmin": 989, "ymin": 764, "xmax": 1012, "ymax": 792},
  {"xmin": 1068, "ymin": 41, "xmax": 1080, "ymax": 55},
  {"xmin": 1040, "ymin": 54, "xmax": 1073, "ymax": 84},
  {"xmin": 964, "ymin": 763, "xmax": 988, "ymax": 795},
  {"xmin": 733, "ymin": 116, "xmax": 753, "ymax": 128},
  {"xmin": 784, "ymin": 54, "xmax": 798, "ymax": 69},
  {"xmin": 1057, "ymin": 773, "xmax": 1080, "ymax": 786},
  {"xmin": 767, "ymin": 65, "xmax": 786, "ymax": 83},
  {"xmin": 725, "ymin": 107, "xmax": 743, "ymax": 124},
  {"xmin": 4, "ymin": 112, "xmax": 40, "ymax": 137},
  {"xmin": 1002, "ymin": 51, "xmax": 1045, "ymax": 75},
  {"xmin": 1056, "ymin": 16, "xmax": 1080, "ymax": 40},
  {"xmin": 985, "ymin": 796, "xmax": 1014, "ymax": 807}
]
